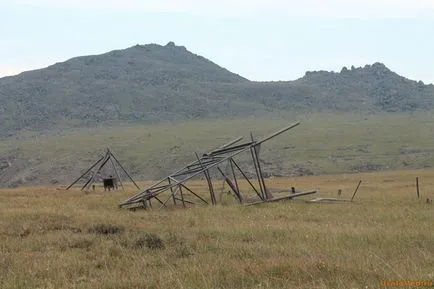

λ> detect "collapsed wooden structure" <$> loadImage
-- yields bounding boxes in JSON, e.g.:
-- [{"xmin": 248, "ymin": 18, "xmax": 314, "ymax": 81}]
[
  {"xmin": 119, "ymin": 122, "xmax": 316, "ymax": 209},
  {"xmin": 66, "ymin": 149, "xmax": 140, "ymax": 191}
]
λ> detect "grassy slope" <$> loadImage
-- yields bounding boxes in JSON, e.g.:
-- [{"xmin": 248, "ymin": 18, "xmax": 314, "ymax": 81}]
[
  {"xmin": 0, "ymin": 169, "xmax": 433, "ymax": 289},
  {"xmin": 1, "ymin": 111, "xmax": 434, "ymax": 186}
]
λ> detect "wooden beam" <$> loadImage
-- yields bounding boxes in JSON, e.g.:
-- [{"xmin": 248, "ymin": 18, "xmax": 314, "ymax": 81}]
[
  {"xmin": 255, "ymin": 122, "xmax": 300, "ymax": 146},
  {"xmin": 175, "ymin": 181, "xmax": 209, "ymax": 205},
  {"xmin": 195, "ymin": 152, "xmax": 216, "ymax": 205},
  {"xmin": 81, "ymin": 153, "xmax": 110, "ymax": 191},
  {"xmin": 109, "ymin": 156, "xmax": 124, "ymax": 190},
  {"xmin": 231, "ymin": 159, "xmax": 263, "ymax": 200},
  {"xmin": 66, "ymin": 155, "xmax": 105, "ymax": 190},
  {"xmin": 110, "ymin": 151, "xmax": 140, "ymax": 190},
  {"xmin": 351, "ymin": 180, "xmax": 362, "ymax": 202},
  {"xmin": 217, "ymin": 167, "xmax": 243, "ymax": 203},
  {"xmin": 248, "ymin": 191, "xmax": 317, "ymax": 205}
]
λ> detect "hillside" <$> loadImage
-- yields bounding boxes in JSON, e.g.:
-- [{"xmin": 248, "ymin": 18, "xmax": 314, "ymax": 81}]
[
  {"xmin": 2, "ymin": 112, "xmax": 434, "ymax": 187},
  {"xmin": 1, "ymin": 42, "xmax": 434, "ymax": 137}
]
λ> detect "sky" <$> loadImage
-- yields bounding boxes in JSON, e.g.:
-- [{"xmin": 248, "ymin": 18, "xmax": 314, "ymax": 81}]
[{"xmin": 1, "ymin": 0, "xmax": 434, "ymax": 83}]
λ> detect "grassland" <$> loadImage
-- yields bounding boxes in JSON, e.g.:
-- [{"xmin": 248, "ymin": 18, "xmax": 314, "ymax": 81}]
[
  {"xmin": 2, "ymin": 111, "xmax": 434, "ymax": 187},
  {"xmin": 1, "ymin": 169, "xmax": 433, "ymax": 289}
]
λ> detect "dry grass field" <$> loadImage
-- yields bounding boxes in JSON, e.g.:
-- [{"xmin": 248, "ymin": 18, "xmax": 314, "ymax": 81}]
[{"xmin": 1, "ymin": 169, "xmax": 433, "ymax": 289}]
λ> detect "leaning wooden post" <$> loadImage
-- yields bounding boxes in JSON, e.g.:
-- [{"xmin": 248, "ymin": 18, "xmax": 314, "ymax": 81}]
[
  {"xmin": 179, "ymin": 186, "xmax": 186, "ymax": 208},
  {"xmin": 66, "ymin": 155, "xmax": 105, "ymax": 190},
  {"xmin": 110, "ymin": 152, "xmax": 141, "ymax": 190},
  {"xmin": 416, "ymin": 177, "xmax": 420, "ymax": 199},
  {"xmin": 351, "ymin": 180, "xmax": 362, "ymax": 202},
  {"xmin": 109, "ymin": 155, "xmax": 124, "ymax": 190},
  {"xmin": 195, "ymin": 152, "xmax": 217, "ymax": 205},
  {"xmin": 249, "ymin": 133, "xmax": 266, "ymax": 200},
  {"xmin": 168, "ymin": 177, "xmax": 177, "ymax": 205}
]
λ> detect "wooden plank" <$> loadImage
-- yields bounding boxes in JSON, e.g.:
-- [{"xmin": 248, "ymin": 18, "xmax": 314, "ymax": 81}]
[
  {"xmin": 307, "ymin": 197, "xmax": 352, "ymax": 203},
  {"xmin": 248, "ymin": 191, "xmax": 317, "ymax": 205}
]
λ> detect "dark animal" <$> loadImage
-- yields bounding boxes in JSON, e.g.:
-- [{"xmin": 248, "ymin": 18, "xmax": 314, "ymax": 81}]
[{"xmin": 103, "ymin": 177, "xmax": 117, "ymax": 191}]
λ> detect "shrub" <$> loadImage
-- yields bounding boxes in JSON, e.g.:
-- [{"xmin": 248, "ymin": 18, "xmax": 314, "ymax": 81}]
[
  {"xmin": 134, "ymin": 233, "xmax": 165, "ymax": 250},
  {"xmin": 88, "ymin": 224, "xmax": 123, "ymax": 235}
]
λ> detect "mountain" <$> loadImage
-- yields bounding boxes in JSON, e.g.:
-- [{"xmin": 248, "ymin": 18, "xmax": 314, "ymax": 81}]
[
  {"xmin": 1, "ymin": 42, "xmax": 434, "ymax": 138},
  {"xmin": 0, "ymin": 42, "xmax": 253, "ymax": 137},
  {"xmin": 231, "ymin": 63, "xmax": 434, "ymax": 113}
]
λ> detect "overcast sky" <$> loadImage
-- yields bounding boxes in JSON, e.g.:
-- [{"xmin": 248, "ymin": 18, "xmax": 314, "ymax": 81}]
[{"xmin": 1, "ymin": 0, "xmax": 434, "ymax": 83}]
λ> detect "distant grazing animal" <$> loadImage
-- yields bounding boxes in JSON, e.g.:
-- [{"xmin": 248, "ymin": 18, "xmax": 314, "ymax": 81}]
[{"xmin": 103, "ymin": 176, "xmax": 117, "ymax": 191}]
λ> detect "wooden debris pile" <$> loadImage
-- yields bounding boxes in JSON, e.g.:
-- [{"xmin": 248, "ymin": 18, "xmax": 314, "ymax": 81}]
[{"xmin": 119, "ymin": 122, "xmax": 315, "ymax": 209}]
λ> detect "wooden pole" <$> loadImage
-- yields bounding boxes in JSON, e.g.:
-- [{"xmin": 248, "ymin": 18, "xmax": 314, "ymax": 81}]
[
  {"xmin": 175, "ymin": 181, "xmax": 209, "ymax": 204},
  {"xmin": 253, "ymin": 144, "xmax": 272, "ymax": 200},
  {"xmin": 250, "ymin": 133, "xmax": 266, "ymax": 200},
  {"xmin": 174, "ymin": 197, "xmax": 194, "ymax": 205},
  {"xmin": 231, "ymin": 159, "xmax": 263, "ymax": 200},
  {"xmin": 154, "ymin": 196, "xmax": 166, "ymax": 207},
  {"xmin": 81, "ymin": 153, "xmax": 110, "ymax": 191},
  {"xmin": 110, "ymin": 151, "xmax": 140, "ymax": 190},
  {"xmin": 109, "ymin": 155, "xmax": 124, "ymax": 190},
  {"xmin": 217, "ymin": 167, "xmax": 243, "ymax": 203},
  {"xmin": 66, "ymin": 155, "xmax": 105, "ymax": 190},
  {"xmin": 205, "ymin": 169, "xmax": 216, "ymax": 205},
  {"xmin": 229, "ymin": 158, "xmax": 243, "ymax": 201},
  {"xmin": 248, "ymin": 190, "xmax": 317, "ymax": 205},
  {"xmin": 160, "ymin": 186, "xmax": 180, "ymax": 209},
  {"xmin": 255, "ymin": 122, "xmax": 300, "ymax": 146},
  {"xmin": 416, "ymin": 177, "xmax": 420, "ymax": 199},
  {"xmin": 195, "ymin": 152, "xmax": 216, "ymax": 205},
  {"xmin": 168, "ymin": 177, "xmax": 177, "ymax": 205},
  {"xmin": 351, "ymin": 180, "xmax": 362, "ymax": 202},
  {"xmin": 179, "ymin": 186, "xmax": 186, "ymax": 208}
]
